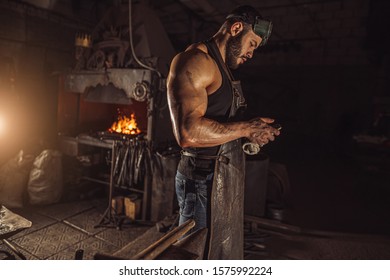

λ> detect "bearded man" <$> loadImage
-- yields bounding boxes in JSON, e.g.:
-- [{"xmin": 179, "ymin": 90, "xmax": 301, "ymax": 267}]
[{"xmin": 167, "ymin": 5, "xmax": 280, "ymax": 259}]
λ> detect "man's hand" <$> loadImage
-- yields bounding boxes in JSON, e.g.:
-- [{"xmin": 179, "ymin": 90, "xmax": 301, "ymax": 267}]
[{"xmin": 246, "ymin": 117, "xmax": 281, "ymax": 147}]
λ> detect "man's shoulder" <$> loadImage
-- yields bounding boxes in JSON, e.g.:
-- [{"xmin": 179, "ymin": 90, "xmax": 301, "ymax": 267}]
[
  {"xmin": 174, "ymin": 42, "xmax": 215, "ymax": 67},
  {"xmin": 185, "ymin": 42, "xmax": 208, "ymax": 53},
  {"xmin": 168, "ymin": 41, "xmax": 222, "ymax": 94}
]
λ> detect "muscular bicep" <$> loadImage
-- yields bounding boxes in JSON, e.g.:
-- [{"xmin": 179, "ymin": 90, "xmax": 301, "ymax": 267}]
[
  {"xmin": 167, "ymin": 51, "xmax": 214, "ymax": 144},
  {"xmin": 170, "ymin": 68, "xmax": 208, "ymax": 120}
]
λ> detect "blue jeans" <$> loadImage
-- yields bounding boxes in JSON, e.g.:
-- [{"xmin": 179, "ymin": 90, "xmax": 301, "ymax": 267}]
[{"xmin": 175, "ymin": 171, "xmax": 214, "ymax": 233}]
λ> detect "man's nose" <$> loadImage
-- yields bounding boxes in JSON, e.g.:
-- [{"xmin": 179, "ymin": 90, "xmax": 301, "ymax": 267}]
[{"xmin": 246, "ymin": 51, "xmax": 253, "ymax": 59}]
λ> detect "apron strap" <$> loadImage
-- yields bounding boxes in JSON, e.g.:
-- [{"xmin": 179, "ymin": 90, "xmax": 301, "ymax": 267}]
[
  {"xmin": 205, "ymin": 38, "xmax": 235, "ymax": 82},
  {"xmin": 205, "ymin": 39, "xmax": 246, "ymax": 118}
]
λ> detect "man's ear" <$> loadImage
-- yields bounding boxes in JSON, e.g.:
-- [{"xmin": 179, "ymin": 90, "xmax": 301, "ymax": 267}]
[{"xmin": 230, "ymin": 21, "xmax": 244, "ymax": 37}]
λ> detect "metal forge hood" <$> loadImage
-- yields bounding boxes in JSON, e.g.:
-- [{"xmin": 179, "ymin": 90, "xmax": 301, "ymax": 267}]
[{"xmin": 66, "ymin": 2, "xmax": 176, "ymax": 104}]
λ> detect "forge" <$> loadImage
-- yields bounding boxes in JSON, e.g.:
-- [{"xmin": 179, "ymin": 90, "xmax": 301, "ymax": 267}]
[{"xmin": 56, "ymin": 2, "xmax": 179, "ymax": 226}]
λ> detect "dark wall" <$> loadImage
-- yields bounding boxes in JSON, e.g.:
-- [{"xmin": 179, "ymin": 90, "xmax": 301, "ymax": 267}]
[{"xmin": 235, "ymin": 0, "xmax": 389, "ymax": 158}]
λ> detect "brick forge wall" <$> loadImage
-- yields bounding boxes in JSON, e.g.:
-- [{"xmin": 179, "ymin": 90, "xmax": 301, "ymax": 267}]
[{"xmin": 239, "ymin": 0, "xmax": 389, "ymax": 157}]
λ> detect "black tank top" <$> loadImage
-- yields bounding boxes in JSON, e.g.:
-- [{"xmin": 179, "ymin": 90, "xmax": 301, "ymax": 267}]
[{"xmin": 178, "ymin": 39, "xmax": 233, "ymax": 179}]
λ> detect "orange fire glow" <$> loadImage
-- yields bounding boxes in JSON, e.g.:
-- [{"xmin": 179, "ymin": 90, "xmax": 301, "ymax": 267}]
[{"xmin": 109, "ymin": 113, "xmax": 141, "ymax": 135}]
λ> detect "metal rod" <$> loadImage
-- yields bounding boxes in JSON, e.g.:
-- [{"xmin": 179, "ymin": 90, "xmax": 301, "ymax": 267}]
[
  {"xmin": 132, "ymin": 219, "xmax": 195, "ymax": 260},
  {"xmin": 95, "ymin": 141, "xmax": 119, "ymax": 228},
  {"xmin": 108, "ymin": 141, "xmax": 116, "ymax": 212},
  {"xmin": 244, "ymin": 215, "xmax": 301, "ymax": 234},
  {"xmin": 2, "ymin": 239, "xmax": 27, "ymax": 260}
]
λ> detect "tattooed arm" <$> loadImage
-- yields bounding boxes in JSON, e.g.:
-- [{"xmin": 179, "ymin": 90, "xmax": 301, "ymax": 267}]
[{"xmin": 167, "ymin": 45, "xmax": 279, "ymax": 148}]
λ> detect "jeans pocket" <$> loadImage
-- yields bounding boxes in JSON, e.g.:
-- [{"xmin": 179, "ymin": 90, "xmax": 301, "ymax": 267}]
[
  {"xmin": 175, "ymin": 181, "xmax": 185, "ymax": 207},
  {"xmin": 181, "ymin": 192, "xmax": 196, "ymax": 218}
]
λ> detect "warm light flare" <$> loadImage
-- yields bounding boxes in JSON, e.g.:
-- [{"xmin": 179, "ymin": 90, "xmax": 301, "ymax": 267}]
[
  {"xmin": 0, "ymin": 115, "xmax": 5, "ymax": 136},
  {"xmin": 109, "ymin": 113, "xmax": 141, "ymax": 135}
]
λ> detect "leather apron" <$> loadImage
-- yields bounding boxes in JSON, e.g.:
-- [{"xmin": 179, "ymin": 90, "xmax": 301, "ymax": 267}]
[{"xmin": 206, "ymin": 41, "xmax": 247, "ymax": 260}]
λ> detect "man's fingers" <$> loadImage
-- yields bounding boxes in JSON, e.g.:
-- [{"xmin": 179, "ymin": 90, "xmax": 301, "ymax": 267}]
[
  {"xmin": 248, "ymin": 118, "xmax": 281, "ymax": 145},
  {"xmin": 271, "ymin": 128, "xmax": 281, "ymax": 136},
  {"xmin": 250, "ymin": 132, "xmax": 275, "ymax": 144}
]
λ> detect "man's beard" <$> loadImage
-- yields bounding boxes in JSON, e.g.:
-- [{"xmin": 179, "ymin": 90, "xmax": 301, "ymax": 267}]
[{"xmin": 226, "ymin": 32, "xmax": 244, "ymax": 69}]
